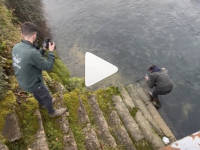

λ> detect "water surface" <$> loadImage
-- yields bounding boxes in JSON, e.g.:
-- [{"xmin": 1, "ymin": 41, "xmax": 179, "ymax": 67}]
[{"xmin": 43, "ymin": 0, "xmax": 200, "ymax": 139}]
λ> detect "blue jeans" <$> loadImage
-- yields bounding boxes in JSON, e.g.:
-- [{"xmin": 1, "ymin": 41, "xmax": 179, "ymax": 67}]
[{"xmin": 32, "ymin": 85, "xmax": 55, "ymax": 114}]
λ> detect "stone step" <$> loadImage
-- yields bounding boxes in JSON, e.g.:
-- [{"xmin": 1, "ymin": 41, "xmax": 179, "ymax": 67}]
[
  {"xmin": 111, "ymin": 95, "xmax": 144, "ymax": 142},
  {"xmin": 135, "ymin": 111, "xmax": 165, "ymax": 150},
  {"xmin": 118, "ymin": 85, "xmax": 135, "ymax": 109},
  {"xmin": 108, "ymin": 110, "xmax": 136, "ymax": 150},
  {"xmin": 133, "ymin": 84, "xmax": 176, "ymax": 141},
  {"xmin": 126, "ymin": 84, "xmax": 164, "ymax": 137},
  {"xmin": 0, "ymin": 141, "xmax": 8, "ymax": 150},
  {"xmin": 78, "ymin": 97, "xmax": 101, "ymax": 150},
  {"xmin": 88, "ymin": 94, "xmax": 117, "ymax": 148},
  {"xmin": 28, "ymin": 109, "xmax": 49, "ymax": 150},
  {"xmin": 54, "ymin": 92, "xmax": 78, "ymax": 150}
]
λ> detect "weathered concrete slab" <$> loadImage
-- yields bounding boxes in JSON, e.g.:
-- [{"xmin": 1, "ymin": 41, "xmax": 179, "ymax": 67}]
[
  {"xmin": 109, "ymin": 110, "xmax": 136, "ymax": 150},
  {"xmin": 118, "ymin": 85, "xmax": 135, "ymax": 109},
  {"xmin": 0, "ymin": 141, "xmax": 8, "ymax": 150},
  {"xmin": 88, "ymin": 94, "xmax": 117, "ymax": 147},
  {"xmin": 160, "ymin": 131, "xmax": 200, "ymax": 150},
  {"xmin": 78, "ymin": 97, "xmax": 90, "ymax": 124},
  {"xmin": 2, "ymin": 112, "xmax": 22, "ymax": 142},
  {"xmin": 133, "ymin": 84, "xmax": 151, "ymax": 105},
  {"xmin": 78, "ymin": 97, "xmax": 101, "ymax": 150},
  {"xmin": 83, "ymin": 124, "xmax": 101, "ymax": 150},
  {"xmin": 112, "ymin": 95, "xmax": 144, "ymax": 142},
  {"xmin": 59, "ymin": 110, "xmax": 78, "ymax": 150},
  {"xmin": 147, "ymin": 103, "xmax": 176, "ymax": 141},
  {"xmin": 135, "ymin": 111, "xmax": 165, "ymax": 150},
  {"xmin": 126, "ymin": 84, "xmax": 164, "ymax": 136},
  {"xmin": 28, "ymin": 109, "xmax": 49, "ymax": 150}
]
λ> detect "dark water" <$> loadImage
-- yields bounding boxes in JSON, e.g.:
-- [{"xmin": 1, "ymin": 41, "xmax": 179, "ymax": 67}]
[{"xmin": 43, "ymin": 0, "xmax": 200, "ymax": 139}]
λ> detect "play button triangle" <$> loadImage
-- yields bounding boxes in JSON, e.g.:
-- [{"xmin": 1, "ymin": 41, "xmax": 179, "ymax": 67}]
[{"xmin": 85, "ymin": 52, "xmax": 118, "ymax": 87}]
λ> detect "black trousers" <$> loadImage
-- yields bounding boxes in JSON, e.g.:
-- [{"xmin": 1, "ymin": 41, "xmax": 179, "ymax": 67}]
[
  {"xmin": 152, "ymin": 88, "xmax": 172, "ymax": 99},
  {"xmin": 32, "ymin": 85, "xmax": 55, "ymax": 114}
]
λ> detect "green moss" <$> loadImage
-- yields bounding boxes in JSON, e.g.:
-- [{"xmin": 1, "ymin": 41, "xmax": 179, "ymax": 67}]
[
  {"xmin": 63, "ymin": 89, "xmax": 86, "ymax": 150},
  {"xmin": 129, "ymin": 107, "xmax": 139, "ymax": 119},
  {"xmin": 66, "ymin": 77, "xmax": 85, "ymax": 92},
  {"xmin": 40, "ymin": 109, "xmax": 64, "ymax": 150},
  {"xmin": 49, "ymin": 72, "xmax": 61, "ymax": 82},
  {"xmin": 50, "ymin": 58, "xmax": 70, "ymax": 85},
  {"xmin": 5, "ymin": 97, "xmax": 39, "ymax": 150},
  {"xmin": 135, "ymin": 139, "xmax": 154, "ymax": 150},
  {"xmin": 9, "ymin": 76, "xmax": 18, "ymax": 90},
  {"xmin": 0, "ymin": 90, "xmax": 16, "ymax": 131}
]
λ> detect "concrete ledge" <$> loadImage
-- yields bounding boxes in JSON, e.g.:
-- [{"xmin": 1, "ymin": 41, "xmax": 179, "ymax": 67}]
[
  {"xmin": 112, "ymin": 95, "xmax": 144, "ymax": 142},
  {"xmin": 127, "ymin": 84, "xmax": 164, "ymax": 137},
  {"xmin": 135, "ymin": 111, "xmax": 165, "ymax": 150},
  {"xmin": 88, "ymin": 94, "xmax": 117, "ymax": 147}
]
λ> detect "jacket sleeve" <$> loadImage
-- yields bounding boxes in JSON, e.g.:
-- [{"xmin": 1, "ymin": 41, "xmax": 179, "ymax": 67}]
[
  {"xmin": 147, "ymin": 74, "xmax": 156, "ymax": 88},
  {"xmin": 30, "ymin": 50, "xmax": 55, "ymax": 71},
  {"xmin": 38, "ymin": 48, "xmax": 45, "ymax": 56}
]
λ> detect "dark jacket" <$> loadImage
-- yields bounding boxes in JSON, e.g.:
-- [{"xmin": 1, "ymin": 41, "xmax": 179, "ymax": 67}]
[
  {"xmin": 147, "ymin": 69, "xmax": 173, "ymax": 91},
  {"xmin": 12, "ymin": 40, "xmax": 55, "ymax": 92}
]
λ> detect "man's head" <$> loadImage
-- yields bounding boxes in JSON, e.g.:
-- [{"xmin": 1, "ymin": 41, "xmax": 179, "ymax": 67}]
[
  {"xmin": 148, "ymin": 64, "xmax": 157, "ymax": 73},
  {"xmin": 21, "ymin": 22, "xmax": 38, "ymax": 43}
]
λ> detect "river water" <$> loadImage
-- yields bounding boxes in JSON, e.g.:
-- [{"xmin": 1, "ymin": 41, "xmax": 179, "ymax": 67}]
[{"xmin": 43, "ymin": 0, "xmax": 200, "ymax": 139}]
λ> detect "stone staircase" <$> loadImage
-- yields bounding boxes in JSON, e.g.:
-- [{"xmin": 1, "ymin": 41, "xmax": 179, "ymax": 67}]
[{"xmin": 0, "ymin": 83, "xmax": 176, "ymax": 150}]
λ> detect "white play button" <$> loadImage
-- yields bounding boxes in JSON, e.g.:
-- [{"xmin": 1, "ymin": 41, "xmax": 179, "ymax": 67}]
[{"xmin": 85, "ymin": 52, "xmax": 118, "ymax": 87}]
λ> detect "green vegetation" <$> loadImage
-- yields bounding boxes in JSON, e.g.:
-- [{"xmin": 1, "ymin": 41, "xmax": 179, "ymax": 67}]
[
  {"xmin": 5, "ymin": 0, "xmax": 50, "ymax": 43},
  {"xmin": 40, "ymin": 109, "xmax": 64, "ymax": 150},
  {"xmin": 135, "ymin": 139, "xmax": 154, "ymax": 150},
  {"xmin": 0, "ymin": 90, "xmax": 16, "ymax": 132},
  {"xmin": 0, "ymin": 0, "xmax": 20, "ymax": 98},
  {"xmin": 6, "ymin": 98, "xmax": 39, "ymax": 150},
  {"xmin": 129, "ymin": 107, "xmax": 139, "ymax": 119},
  {"xmin": 63, "ymin": 89, "xmax": 86, "ymax": 150}
]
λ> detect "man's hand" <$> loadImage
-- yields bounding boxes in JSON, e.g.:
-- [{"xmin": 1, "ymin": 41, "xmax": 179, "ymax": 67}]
[
  {"xmin": 49, "ymin": 42, "xmax": 55, "ymax": 51},
  {"xmin": 43, "ymin": 47, "xmax": 47, "ymax": 51},
  {"xmin": 145, "ymin": 76, "xmax": 149, "ymax": 81}
]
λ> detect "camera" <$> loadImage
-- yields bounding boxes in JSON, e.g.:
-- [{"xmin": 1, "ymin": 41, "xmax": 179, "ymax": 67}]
[{"xmin": 42, "ymin": 37, "xmax": 56, "ymax": 50}]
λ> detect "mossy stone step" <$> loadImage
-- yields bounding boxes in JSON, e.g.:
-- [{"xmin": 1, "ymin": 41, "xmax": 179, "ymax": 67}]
[
  {"xmin": 0, "ymin": 141, "xmax": 8, "ymax": 150},
  {"xmin": 132, "ymin": 84, "xmax": 176, "ymax": 141},
  {"xmin": 78, "ymin": 97, "xmax": 101, "ymax": 150},
  {"xmin": 118, "ymin": 85, "xmax": 135, "ymax": 109},
  {"xmin": 126, "ymin": 84, "xmax": 164, "ymax": 136},
  {"xmin": 28, "ymin": 109, "xmax": 49, "ymax": 150},
  {"xmin": 109, "ymin": 110, "xmax": 136, "ymax": 150},
  {"xmin": 88, "ymin": 94, "xmax": 117, "ymax": 148},
  {"xmin": 111, "ymin": 95, "xmax": 144, "ymax": 142},
  {"xmin": 135, "ymin": 111, "xmax": 165, "ymax": 150}
]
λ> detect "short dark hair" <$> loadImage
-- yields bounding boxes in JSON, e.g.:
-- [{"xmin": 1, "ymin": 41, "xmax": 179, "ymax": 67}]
[
  {"xmin": 21, "ymin": 22, "xmax": 38, "ymax": 36},
  {"xmin": 148, "ymin": 64, "xmax": 157, "ymax": 71}
]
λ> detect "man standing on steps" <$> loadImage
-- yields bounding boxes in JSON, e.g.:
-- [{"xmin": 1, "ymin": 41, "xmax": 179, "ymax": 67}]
[
  {"xmin": 12, "ymin": 22, "xmax": 67, "ymax": 117},
  {"xmin": 145, "ymin": 64, "xmax": 173, "ymax": 108}
]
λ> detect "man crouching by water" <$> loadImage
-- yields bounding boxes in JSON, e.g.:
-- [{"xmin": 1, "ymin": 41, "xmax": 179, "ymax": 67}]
[
  {"xmin": 12, "ymin": 22, "xmax": 67, "ymax": 117},
  {"xmin": 145, "ymin": 64, "xmax": 173, "ymax": 108}
]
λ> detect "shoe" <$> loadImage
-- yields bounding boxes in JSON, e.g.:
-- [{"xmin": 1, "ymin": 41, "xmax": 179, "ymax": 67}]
[
  {"xmin": 49, "ymin": 108, "xmax": 67, "ymax": 118},
  {"xmin": 40, "ymin": 98, "xmax": 57, "ymax": 109},
  {"xmin": 152, "ymin": 98, "xmax": 161, "ymax": 108}
]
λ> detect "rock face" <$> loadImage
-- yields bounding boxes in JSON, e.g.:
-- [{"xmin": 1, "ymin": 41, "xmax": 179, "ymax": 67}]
[
  {"xmin": 28, "ymin": 110, "xmax": 49, "ymax": 150},
  {"xmin": 2, "ymin": 112, "xmax": 22, "ymax": 142}
]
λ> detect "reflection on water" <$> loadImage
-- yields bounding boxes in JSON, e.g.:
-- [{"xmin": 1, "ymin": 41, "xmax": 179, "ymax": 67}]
[{"xmin": 43, "ymin": 0, "xmax": 200, "ymax": 139}]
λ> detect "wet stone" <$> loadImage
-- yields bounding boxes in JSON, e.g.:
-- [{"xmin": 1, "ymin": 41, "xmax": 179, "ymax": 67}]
[{"xmin": 2, "ymin": 112, "xmax": 22, "ymax": 142}]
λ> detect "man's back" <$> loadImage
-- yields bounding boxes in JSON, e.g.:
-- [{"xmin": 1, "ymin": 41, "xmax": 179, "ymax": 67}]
[
  {"xmin": 12, "ymin": 41, "xmax": 54, "ymax": 92},
  {"xmin": 148, "ymin": 69, "xmax": 173, "ymax": 91}
]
